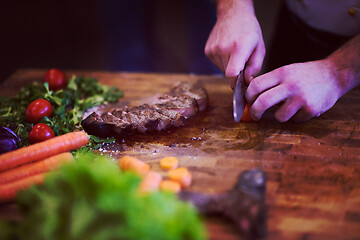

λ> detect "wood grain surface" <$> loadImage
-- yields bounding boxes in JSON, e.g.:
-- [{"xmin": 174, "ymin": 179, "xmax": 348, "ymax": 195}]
[{"xmin": 1, "ymin": 69, "xmax": 360, "ymax": 240}]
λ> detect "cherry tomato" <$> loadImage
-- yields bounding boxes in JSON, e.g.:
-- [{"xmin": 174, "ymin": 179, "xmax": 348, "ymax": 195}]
[
  {"xmin": 44, "ymin": 68, "xmax": 67, "ymax": 91},
  {"xmin": 26, "ymin": 99, "xmax": 53, "ymax": 123},
  {"xmin": 28, "ymin": 123, "xmax": 55, "ymax": 144}
]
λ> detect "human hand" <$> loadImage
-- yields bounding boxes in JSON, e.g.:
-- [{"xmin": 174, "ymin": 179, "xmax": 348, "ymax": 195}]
[
  {"xmin": 205, "ymin": 0, "xmax": 265, "ymax": 89},
  {"xmin": 245, "ymin": 60, "xmax": 343, "ymax": 122}
]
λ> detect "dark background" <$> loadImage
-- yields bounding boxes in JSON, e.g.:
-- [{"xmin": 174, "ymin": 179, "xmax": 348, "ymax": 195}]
[{"xmin": 0, "ymin": 0, "xmax": 281, "ymax": 83}]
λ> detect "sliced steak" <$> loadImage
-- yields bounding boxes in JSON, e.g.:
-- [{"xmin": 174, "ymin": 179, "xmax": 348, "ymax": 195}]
[{"xmin": 81, "ymin": 82, "xmax": 208, "ymax": 137}]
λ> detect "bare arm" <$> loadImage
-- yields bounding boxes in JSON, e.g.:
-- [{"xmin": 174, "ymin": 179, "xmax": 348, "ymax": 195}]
[
  {"xmin": 246, "ymin": 33, "xmax": 360, "ymax": 122},
  {"xmin": 205, "ymin": 0, "xmax": 265, "ymax": 89},
  {"xmin": 327, "ymin": 34, "xmax": 360, "ymax": 97}
]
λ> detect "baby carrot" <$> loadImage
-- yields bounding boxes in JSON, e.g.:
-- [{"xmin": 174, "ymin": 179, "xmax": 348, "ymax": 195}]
[
  {"xmin": 0, "ymin": 173, "xmax": 45, "ymax": 203},
  {"xmin": 0, "ymin": 131, "xmax": 89, "ymax": 172},
  {"xmin": 119, "ymin": 155, "xmax": 150, "ymax": 177},
  {"xmin": 240, "ymin": 104, "xmax": 254, "ymax": 122},
  {"xmin": 160, "ymin": 180, "xmax": 181, "ymax": 194},
  {"xmin": 138, "ymin": 171, "xmax": 162, "ymax": 194},
  {"xmin": 160, "ymin": 156, "xmax": 179, "ymax": 170},
  {"xmin": 0, "ymin": 152, "xmax": 73, "ymax": 185},
  {"xmin": 168, "ymin": 167, "xmax": 192, "ymax": 188}
]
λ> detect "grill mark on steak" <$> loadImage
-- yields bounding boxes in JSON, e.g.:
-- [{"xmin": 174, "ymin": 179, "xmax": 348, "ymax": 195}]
[
  {"xmin": 169, "ymin": 82, "xmax": 208, "ymax": 111},
  {"xmin": 155, "ymin": 95, "xmax": 198, "ymax": 118},
  {"xmin": 81, "ymin": 82, "xmax": 208, "ymax": 137}
]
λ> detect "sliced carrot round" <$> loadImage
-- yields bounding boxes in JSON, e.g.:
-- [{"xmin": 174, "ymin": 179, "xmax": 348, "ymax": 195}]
[
  {"xmin": 119, "ymin": 155, "xmax": 150, "ymax": 177},
  {"xmin": 138, "ymin": 171, "xmax": 162, "ymax": 193},
  {"xmin": 160, "ymin": 156, "xmax": 179, "ymax": 170},
  {"xmin": 168, "ymin": 167, "xmax": 192, "ymax": 188},
  {"xmin": 160, "ymin": 180, "xmax": 181, "ymax": 194}
]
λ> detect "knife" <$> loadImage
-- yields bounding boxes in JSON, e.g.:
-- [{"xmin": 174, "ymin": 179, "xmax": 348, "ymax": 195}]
[{"xmin": 233, "ymin": 71, "xmax": 246, "ymax": 122}]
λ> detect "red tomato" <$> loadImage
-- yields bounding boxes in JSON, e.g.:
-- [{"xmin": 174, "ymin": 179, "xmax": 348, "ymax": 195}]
[
  {"xmin": 28, "ymin": 123, "xmax": 55, "ymax": 144},
  {"xmin": 26, "ymin": 99, "xmax": 53, "ymax": 123},
  {"xmin": 44, "ymin": 68, "xmax": 67, "ymax": 91}
]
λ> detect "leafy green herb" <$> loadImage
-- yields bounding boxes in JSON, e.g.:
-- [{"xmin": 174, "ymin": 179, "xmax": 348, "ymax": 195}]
[
  {"xmin": 9, "ymin": 151, "xmax": 206, "ymax": 240},
  {"xmin": 87, "ymin": 135, "xmax": 116, "ymax": 150},
  {"xmin": 0, "ymin": 76, "xmax": 123, "ymax": 147}
]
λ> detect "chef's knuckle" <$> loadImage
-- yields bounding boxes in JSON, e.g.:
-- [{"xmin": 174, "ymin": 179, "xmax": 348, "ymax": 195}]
[
  {"xmin": 215, "ymin": 44, "xmax": 227, "ymax": 54},
  {"xmin": 276, "ymin": 66, "xmax": 289, "ymax": 79},
  {"xmin": 228, "ymin": 39, "xmax": 236, "ymax": 49},
  {"xmin": 251, "ymin": 81, "xmax": 262, "ymax": 94},
  {"xmin": 204, "ymin": 45, "xmax": 212, "ymax": 56},
  {"xmin": 227, "ymin": 40, "xmax": 241, "ymax": 53},
  {"xmin": 285, "ymin": 82, "xmax": 300, "ymax": 94}
]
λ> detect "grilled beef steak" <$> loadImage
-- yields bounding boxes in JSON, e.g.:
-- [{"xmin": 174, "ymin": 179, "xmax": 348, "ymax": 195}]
[{"xmin": 81, "ymin": 82, "xmax": 208, "ymax": 137}]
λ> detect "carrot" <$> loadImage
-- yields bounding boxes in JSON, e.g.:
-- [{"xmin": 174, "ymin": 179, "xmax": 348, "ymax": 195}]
[
  {"xmin": 168, "ymin": 167, "xmax": 192, "ymax": 188},
  {"xmin": 160, "ymin": 156, "xmax": 179, "ymax": 170},
  {"xmin": 138, "ymin": 171, "xmax": 162, "ymax": 193},
  {"xmin": 160, "ymin": 180, "xmax": 181, "ymax": 194},
  {"xmin": 240, "ymin": 104, "xmax": 254, "ymax": 122},
  {"xmin": 0, "ymin": 152, "xmax": 73, "ymax": 185},
  {"xmin": 119, "ymin": 155, "xmax": 150, "ymax": 177},
  {"xmin": 0, "ymin": 131, "xmax": 88, "ymax": 172},
  {"xmin": 0, "ymin": 173, "xmax": 45, "ymax": 203}
]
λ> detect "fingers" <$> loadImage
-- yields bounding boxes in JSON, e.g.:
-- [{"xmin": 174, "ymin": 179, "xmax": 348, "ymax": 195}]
[
  {"xmin": 292, "ymin": 110, "xmax": 313, "ymax": 122},
  {"xmin": 206, "ymin": 37, "xmax": 259, "ymax": 89},
  {"xmin": 250, "ymin": 84, "xmax": 290, "ymax": 121},
  {"xmin": 225, "ymin": 46, "xmax": 247, "ymax": 78},
  {"xmin": 292, "ymin": 106, "xmax": 318, "ymax": 122},
  {"xmin": 246, "ymin": 70, "xmax": 282, "ymax": 104},
  {"xmin": 274, "ymin": 97, "xmax": 303, "ymax": 122},
  {"xmin": 242, "ymin": 60, "xmax": 338, "ymax": 123},
  {"xmin": 225, "ymin": 45, "xmax": 251, "ymax": 89},
  {"xmin": 205, "ymin": 43, "xmax": 227, "ymax": 74},
  {"xmin": 244, "ymin": 43, "xmax": 266, "ymax": 85}
]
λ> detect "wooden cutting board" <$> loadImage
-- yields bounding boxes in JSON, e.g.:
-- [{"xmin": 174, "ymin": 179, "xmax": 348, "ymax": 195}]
[{"xmin": 1, "ymin": 69, "xmax": 360, "ymax": 240}]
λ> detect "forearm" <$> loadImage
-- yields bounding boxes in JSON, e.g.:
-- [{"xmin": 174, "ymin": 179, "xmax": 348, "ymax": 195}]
[
  {"xmin": 215, "ymin": 0, "xmax": 255, "ymax": 19},
  {"xmin": 327, "ymin": 33, "xmax": 360, "ymax": 97}
]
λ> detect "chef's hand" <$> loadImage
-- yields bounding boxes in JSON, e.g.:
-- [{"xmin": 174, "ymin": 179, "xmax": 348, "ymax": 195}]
[
  {"xmin": 246, "ymin": 33, "xmax": 360, "ymax": 122},
  {"xmin": 245, "ymin": 60, "xmax": 339, "ymax": 122},
  {"xmin": 205, "ymin": 0, "xmax": 265, "ymax": 89}
]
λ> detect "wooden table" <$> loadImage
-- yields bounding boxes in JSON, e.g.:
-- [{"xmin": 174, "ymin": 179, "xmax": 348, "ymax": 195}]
[{"xmin": 1, "ymin": 69, "xmax": 360, "ymax": 240}]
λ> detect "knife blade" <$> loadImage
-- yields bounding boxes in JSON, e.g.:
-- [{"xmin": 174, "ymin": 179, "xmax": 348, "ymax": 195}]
[{"xmin": 233, "ymin": 71, "xmax": 246, "ymax": 122}]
